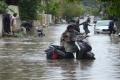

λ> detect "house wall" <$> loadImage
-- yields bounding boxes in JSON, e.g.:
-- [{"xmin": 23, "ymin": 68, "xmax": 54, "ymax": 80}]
[{"xmin": 0, "ymin": 14, "xmax": 3, "ymax": 37}]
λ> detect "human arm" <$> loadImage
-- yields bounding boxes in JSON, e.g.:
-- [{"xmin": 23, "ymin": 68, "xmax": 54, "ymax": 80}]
[{"xmin": 79, "ymin": 22, "xmax": 84, "ymax": 25}]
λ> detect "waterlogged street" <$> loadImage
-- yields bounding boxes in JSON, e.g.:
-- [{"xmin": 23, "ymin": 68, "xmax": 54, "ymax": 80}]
[{"xmin": 0, "ymin": 24, "xmax": 120, "ymax": 80}]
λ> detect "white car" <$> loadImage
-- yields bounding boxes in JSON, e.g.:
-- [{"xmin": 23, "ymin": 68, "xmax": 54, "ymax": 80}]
[{"xmin": 94, "ymin": 20, "xmax": 112, "ymax": 34}]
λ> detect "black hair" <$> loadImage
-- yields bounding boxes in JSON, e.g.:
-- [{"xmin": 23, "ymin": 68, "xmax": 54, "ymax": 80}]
[
  {"xmin": 67, "ymin": 24, "xmax": 74, "ymax": 30},
  {"xmin": 13, "ymin": 13, "xmax": 17, "ymax": 17}
]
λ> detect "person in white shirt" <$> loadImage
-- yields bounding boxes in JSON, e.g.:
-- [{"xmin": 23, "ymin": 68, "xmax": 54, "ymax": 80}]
[{"xmin": 11, "ymin": 13, "xmax": 17, "ymax": 35}]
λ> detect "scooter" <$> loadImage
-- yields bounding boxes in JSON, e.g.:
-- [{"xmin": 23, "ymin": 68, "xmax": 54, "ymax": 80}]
[
  {"xmin": 45, "ymin": 45, "xmax": 66, "ymax": 59},
  {"xmin": 75, "ymin": 35, "xmax": 95, "ymax": 60},
  {"xmin": 45, "ymin": 35, "xmax": 95, "ymax": 60},
  {"xmin": 37, "ymin": 29, "xmax": 45, "ymax": 37}
]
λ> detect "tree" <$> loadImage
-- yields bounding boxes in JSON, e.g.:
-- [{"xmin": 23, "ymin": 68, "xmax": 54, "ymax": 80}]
[
  {"xmin": 19, "ymin": 0, "xmax": 84, "ymax": 23},
  {"xmin": 61, "ymin": 0, "xmax": 84, "ymax": 20},
  {"xmin": 0, "ymin": 0, "xmax": 7, "ymax": 13},
  {"xmin": 19, "ymin": 0, "xmax": 41, "ymax": 20},
  {"xmin": 46, "ymin": 0, "xmax": 61, "ymax": 16},
  {"xmin": 45, "ymin": 0, "xmax": 84, "ymax": 23},
  {"xmin": 98, "ymin": 0, "xmax": 120, "ymax": 19},
  {"xmin": 63, "ymin": 3, "xmax": 84, "ymax": 19},
  {"xmin": 98, "ymin": 0, "xmax": 120, "ymax": 32},
  {"xmin": 45, "ymin": 0, "xmax": 64, "ymax": 23}
]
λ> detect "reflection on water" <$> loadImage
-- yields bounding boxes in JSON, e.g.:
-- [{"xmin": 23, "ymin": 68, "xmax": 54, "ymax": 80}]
[
  {"xmin": 44, "ymin": 59, "xmax": 94, "ymax": 80},
  {"xmin": 0, "ymin": 24, "xmax": 120, "ymax": 80}
]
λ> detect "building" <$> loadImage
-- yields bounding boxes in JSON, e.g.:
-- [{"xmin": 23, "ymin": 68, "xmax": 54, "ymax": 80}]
[
  {"xmin": 0, "ymin": 0, "xmax": 18, "ymax": 36},
  {"xmin": 5, "ymin": 0, "xmax": 52, "ymax": 28}
]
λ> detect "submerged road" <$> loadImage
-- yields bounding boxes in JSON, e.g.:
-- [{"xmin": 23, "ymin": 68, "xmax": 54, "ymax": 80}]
[{"xmin": 0, "ymin": 24, "xmax": 120, "ymax": 80}]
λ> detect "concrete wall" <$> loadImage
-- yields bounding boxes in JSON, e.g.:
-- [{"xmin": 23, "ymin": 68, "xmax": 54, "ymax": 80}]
[
  {"xmin": 34, "ymin": 14, "xmax": 53, "ymax": 27},
  {"xmin": 0, "ymin": 14, "xmax": 3, "ymax": 37},
  {"xmin": 8, "ymin": 5, "xmax": 19, "ymax": 16},
  {"xmin": 41, "ymin": 14, "xmax": 53, "ymax": 25},
  {"xmin": 47, "ymin": 14, "xmax": 52, "ymax": 24}
]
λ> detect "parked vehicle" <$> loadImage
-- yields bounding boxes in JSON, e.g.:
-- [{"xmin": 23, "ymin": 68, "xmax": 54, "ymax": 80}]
[{"xmin": 94, "ymin": 20, "xmax": 112, "ymax": 34}]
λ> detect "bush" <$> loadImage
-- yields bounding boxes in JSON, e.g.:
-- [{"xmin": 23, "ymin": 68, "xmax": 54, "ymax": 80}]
[
  {"xmin": 19, "ymin": 0, "xmax": 41, "ymax": 20},
  {"xmin": 0, "ymin": 0, "xmax": 7, "ymax": 13}
]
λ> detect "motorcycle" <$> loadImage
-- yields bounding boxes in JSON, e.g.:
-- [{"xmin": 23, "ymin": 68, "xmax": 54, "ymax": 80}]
[
  {"xmin": 75, "ymin": 35, "xmax": 95, "ymax": 60},
  {"xmin": 45, "ymin": 45, "xmax": 66, "ymax": 59},
  {"xmin": 45, "ymin": 35, "xmax": 95, "ymax": 60}
]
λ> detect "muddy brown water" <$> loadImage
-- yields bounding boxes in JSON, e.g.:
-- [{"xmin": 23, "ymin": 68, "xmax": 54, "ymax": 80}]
[{"xmin": 0, "ymin": 24, "xmax": 120, "ymax": 80}]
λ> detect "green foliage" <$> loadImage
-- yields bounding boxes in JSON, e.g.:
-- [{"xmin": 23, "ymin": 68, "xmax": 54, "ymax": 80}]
[
  {"xmin": 107, "ymin": 1, "xmax": 120, "ymax": 17},
  {"xmin": 98, "ymin": 0, "xmax": 120, "ymax": 18},
  {"xmin": 45, "ymin": 0, "xmax": 84, "ymax": 18},
  {"xmin": 19, "ymin": 0, "xmax": 41, "ymax": 20},
  {"xmin": 99, "ymin": 0, "xmax": 118, "ymax": 2},
  {"xmin": 61, "ymin": 0, "xmax": 84, "ymax": 19},
  {"xmin": 47, "ymin": 0, "xmax": 61, "ymax": 16},
  {"xmin": 63, "ymin": 4, "xmax": 84, "ymax": 18},
  {"xmin": 19, "ymin": 0, "xmax": 84, "ymax": 21},
  {"xmin": 0, "ymin": 0, "xmax": 7, "ymax": 13},
  {"xmin": 85, "ymin": 7, "xmax": 99, "ymax": 16}
]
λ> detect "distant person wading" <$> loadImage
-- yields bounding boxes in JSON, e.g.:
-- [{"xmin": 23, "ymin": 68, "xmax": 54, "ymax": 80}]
[
  {"xmin": 108, "ymin": 20, "xmax": 116, "ymax": 35},
  {"xmin": 11, "ymin": 13, "xmax": 17, "ymax": 35},
  {"xmin": 79, "ymin": 17, "xmax": 91, "ymax": 36}
]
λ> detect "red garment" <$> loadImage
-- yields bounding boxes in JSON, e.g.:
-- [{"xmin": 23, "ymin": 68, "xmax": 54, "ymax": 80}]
[{"xmin": 52, "ymin": 51, "xmax": 60, "ymax": 59}]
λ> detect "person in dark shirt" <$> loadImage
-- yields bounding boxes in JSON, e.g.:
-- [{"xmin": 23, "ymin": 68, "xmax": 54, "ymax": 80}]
[
  {"xmin": 108, "ymin": 20, "xmax": 116, "ymax": 35},
  {"xmin": 75, "ymin": 18, "xmax": 80, "ymax": 32},
  {"xmin": 80, "ymin": 20, "xmax": 90, "ymax": 36},
  {"xmin": 3, "ymin": 12, "xmax": 11, "ymax": 34}
]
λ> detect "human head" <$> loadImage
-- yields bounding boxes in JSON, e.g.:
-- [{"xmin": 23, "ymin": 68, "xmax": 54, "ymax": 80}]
[
  {"xmin": 13, "ymin": 13, "xmax": 17, "ymax": 17},
  {"xmin": 67, "ymin": 24, "xmax": 74, "ymax": 32},
  {"xmin": 71, "ymin": 23, "xmax": 77, "ymax": 27},
  {"xmin": 86, "ymin": 17, "xmax": 90, "ymax": 23}
]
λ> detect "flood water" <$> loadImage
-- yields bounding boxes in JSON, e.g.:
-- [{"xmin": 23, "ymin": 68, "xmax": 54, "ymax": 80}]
[{"xmin": 0, "ymin": 24, "xmax": 120, "ymax": 80}]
